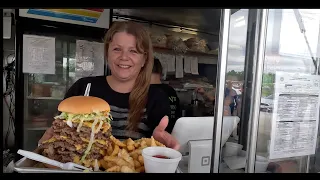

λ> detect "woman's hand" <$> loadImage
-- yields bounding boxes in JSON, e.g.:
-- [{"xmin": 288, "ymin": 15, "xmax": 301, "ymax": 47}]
[
  {"xmin": 152, "ymin": 116, "xmax": 180, "ymax": 150},
  {"xmin": 38, "ymin": 127, "xmax": 54, "ymax": 144}
]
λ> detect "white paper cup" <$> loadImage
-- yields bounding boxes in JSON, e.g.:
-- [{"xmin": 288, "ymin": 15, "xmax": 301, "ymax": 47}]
[
  {"xmin": 142, "ymin": 147, "xmax": 182, "ymax": 173},
  {"xmin": 224, "ymin": 142, "xmax": 243, "ymax": 157},
  {"xmin": 255, "ymin": 155, "xmax": 269, "ymax": 173}
]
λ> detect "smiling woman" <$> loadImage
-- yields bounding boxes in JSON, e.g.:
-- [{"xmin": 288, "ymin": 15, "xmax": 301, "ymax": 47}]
[
  {"xmin": 104, "ymin": 21, "xmax": 154, "ymax": 131},
  {"xmin": 39, "ymin": 21, "xmax": 180, "ymax": 150}
]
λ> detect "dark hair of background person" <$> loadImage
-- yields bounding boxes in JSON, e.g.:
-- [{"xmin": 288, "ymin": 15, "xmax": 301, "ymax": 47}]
[{"xmin": 152, "ymin": 57, "xmax": 162, "ymax": 75}]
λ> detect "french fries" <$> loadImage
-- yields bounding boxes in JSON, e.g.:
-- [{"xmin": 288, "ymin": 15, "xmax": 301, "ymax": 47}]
[
  {"xmin": 106, "ymin": 165, "xmax": 121, "ymax": 172},
  {"xmin": 102, "ymin": 136, "xmax": 166, "ymax": 173},
  {"xmin": 121, "ymin": 166, "xmax": 135, "ymax": 173},
  {"xmin": 111, "ymin": 144, "xmax": 120, "ymax": 156},
  {"xmin": 110, "ymin": 135, "xmax": 126, "ymax": 147}
]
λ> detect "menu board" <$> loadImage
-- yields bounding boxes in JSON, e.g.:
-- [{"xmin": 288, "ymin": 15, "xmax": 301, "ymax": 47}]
[
  {"xmin": 75, "ymin": 40, "xmax": 105, "ymax": 80},
  {"xmin": 23, "ymin": 34, "xmax": 55, "ymax": 74},
  {"xmin": 269, "ymin": 71, "xmax": 320, "ymax": 159}
]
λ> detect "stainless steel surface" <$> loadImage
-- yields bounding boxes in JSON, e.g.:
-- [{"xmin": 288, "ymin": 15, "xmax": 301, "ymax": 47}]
[
  {"xmin": 14, "ymin": 157, "xmax": 104, "ymax": 173},
  {"xmin": 239, "ymin": 9, "xmax": 258, "ymax": 149},
  {"xmin": 317, "ymin": 20, "xmax": 320, "ymax": 75},
  {"xmin": 307, "ymin": 156, "xmax": 310, "ymax": 173},
  {"xmin": 113, "ymin": 9, "xmax": 222, "ymax": 34},
  {"xmin": 246, "ymin": 9, "xmax": 269, "ymax": 173},
  {"xmin": 17, "ymin": 149, "xmax": 89, "ymax": 171},
  {"xmin": 23, "ymin": 75, "xmax": 28, "ymax": 149},
  {"xmin": 210, "ymin": 9, "xmax": 231, "ymax": 173}
]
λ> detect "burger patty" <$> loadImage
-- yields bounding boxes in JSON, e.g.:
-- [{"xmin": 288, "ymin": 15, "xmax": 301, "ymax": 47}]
[
  {"xmin": 40, "ymin": 141, "xmax": 76, "ymax": 152},
  {"xmin": 39, "ymin": 143, "xmax": 78, "ymax": 163},
  {"xmin": 38, "ymin": 119, "xmax": 111, "ymax": 165},
  {"xmin": 52, "ymin": 119, "xmax": 111, "ymax": 140},
  {"xmin": 40, "ymin": 139, "xmax": 107, "ymax": 153},
  {"xmin": 39, "ymin": 141, "xmax": 105, "ymax": 162},
  {"xmin": 52, "ymin": 132, "xmax": 111, "ymax": 150},
  {"xmin": 85, "ymin": 153, "xmax": 103, "ymax": 160}
]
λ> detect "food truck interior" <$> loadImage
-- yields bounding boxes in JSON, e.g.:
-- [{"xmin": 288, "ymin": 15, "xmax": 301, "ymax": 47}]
[{"xmin": 3, "ymin": 8, "xmax": 320, "ymax": 173}]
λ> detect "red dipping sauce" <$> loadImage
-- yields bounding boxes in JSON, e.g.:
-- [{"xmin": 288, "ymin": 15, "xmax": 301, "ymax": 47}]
[{"xmin": 153, "ymin": 155, "xmax": 170, "ymax": 159}]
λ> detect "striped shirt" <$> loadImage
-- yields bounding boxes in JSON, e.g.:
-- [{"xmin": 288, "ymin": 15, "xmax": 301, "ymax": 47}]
[{"xmin": 64, "ymin": 76, "xmax": 171, "ymax": 140}]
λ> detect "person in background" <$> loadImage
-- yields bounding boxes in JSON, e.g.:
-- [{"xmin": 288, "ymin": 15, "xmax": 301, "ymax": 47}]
[
  {"xmin": 225, "ymin": 81, "xmax": 238, "ymax": 116},
  {"xmin": 151, "ymin": 58, "xmax": 181, "ymax": 133},
  {"xmin": 196, "ymin": 85, "xmax": 233, "ymax": 116},
  {"xmin": 197, "ymin": 84, "xmax": 237, "ymax": 139},
  {"xmin": 235, "ymin": 84, "xmax": 244, "ymax": 117},
  {"xmin": 39, "ymin": 21, "xmax": 179, "ymax": 150}
]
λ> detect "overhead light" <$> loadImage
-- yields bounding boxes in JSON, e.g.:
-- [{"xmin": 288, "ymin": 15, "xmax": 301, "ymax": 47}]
[
  {"xmin": 112, "ymin": 17, "xmax": 128, "ymax": 22},
  {"xmin": 235, "ymin": 16, "xmax": 244, "ymax": 22},
  {"xmin": 234, "ymin": 20, "xmax": 245, "ymax": 28}
]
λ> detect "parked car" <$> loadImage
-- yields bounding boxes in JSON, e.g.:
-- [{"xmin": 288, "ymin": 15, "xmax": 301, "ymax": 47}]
[{"xmin": 260, "ymin": 94, "xmax": 274, "ymax": 113}]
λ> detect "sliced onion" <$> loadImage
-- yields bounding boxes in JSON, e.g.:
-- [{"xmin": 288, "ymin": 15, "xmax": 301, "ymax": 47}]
[
  {"xmin": 95, "ymin": 120, "xmax": 104, "ymax": 134},
  {"xmin": 81, "ymin": 118, "xmax": 99, "ymax": 162},
  {"xmin": 77, "ymin": 118, "xmax": 85, "ymax": 132},
  {"xmin": 94, "ymin": 159, "xmax": 99, "ymax": 171},
  {"xmin": 66, "ymin": 117, "xmax": 73, "ymax": 128}
]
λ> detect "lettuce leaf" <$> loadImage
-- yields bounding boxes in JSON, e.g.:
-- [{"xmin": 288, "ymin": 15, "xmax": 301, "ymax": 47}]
[{"xmin": 54, "ymin": 111, "xmax": 112, "ymax": 123}]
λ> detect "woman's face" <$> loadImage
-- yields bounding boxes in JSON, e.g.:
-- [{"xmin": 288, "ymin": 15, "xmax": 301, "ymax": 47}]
[{"xmin": 107, "ymin": 32, "xmax": 146, "ymax": 82}]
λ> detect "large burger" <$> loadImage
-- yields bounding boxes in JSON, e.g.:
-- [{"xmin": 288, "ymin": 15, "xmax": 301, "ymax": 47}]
[{"xmin": 37, "ymin": 96, "xmax": 113, "ymax": 169}]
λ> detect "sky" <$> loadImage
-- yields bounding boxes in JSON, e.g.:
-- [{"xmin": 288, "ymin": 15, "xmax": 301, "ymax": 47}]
[{"xmin": 226, "ymin": 9, "xmax": 320, "ymax": 74}]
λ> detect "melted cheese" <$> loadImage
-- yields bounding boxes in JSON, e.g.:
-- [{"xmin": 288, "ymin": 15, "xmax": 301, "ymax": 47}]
[
  {"xmin": 99, "ymin": 150, "xmax": 105, "ymax": 156},
  {"xmin": 81, "ymin": 137, "xmax": 90, "ymax": 143},
  {"xmin": 77, "ymin": 119, "xmax": 85, "ymax": 132},
  {"xmin": 95, "ymin": 120, "xmax": 103, "ymax": 134},
  {"xmin": 96, "ymin": 139, "xmax": 106, "ymax": 145},
  {"xmin": 73, "ymin": 155, "xmax": 80, "ymax": 163},
  {"xmin": 83, "ymin": 122, "xmax": 93, "ymax": 127},
  {"xmin": 75, "ymin": 144, "xmax": 82, "ymax": 150},
  {"xmin": 102, "ymin": 123, "xmax": 111, "ymax": 133},
  {"xmin": 64, "ymin": 119, "xmax": 108, "ymax": 131},
  {"xmin": 42, "ymin": 137, "xmax": 56, "ymax": 144},
  {"xmin": 80, "ymin": 137, "xmax": 106, "ymax": 145}
]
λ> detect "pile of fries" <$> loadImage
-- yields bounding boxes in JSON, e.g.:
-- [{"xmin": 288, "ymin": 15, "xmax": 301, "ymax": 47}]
[{"xmin": 99, "ymin": 135, "xmax": 165, "ymax": 173}]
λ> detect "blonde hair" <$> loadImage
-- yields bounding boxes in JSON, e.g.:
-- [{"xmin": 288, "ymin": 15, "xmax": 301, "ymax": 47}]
[{"xmin": 104, "ymin": 21, "xmax": 154, "ymax": 131}]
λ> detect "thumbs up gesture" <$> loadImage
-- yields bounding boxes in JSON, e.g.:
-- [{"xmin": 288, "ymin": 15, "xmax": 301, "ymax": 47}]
[{"xmin": 152, "ymin": 116, "xmax": 180, "ymax": 150}]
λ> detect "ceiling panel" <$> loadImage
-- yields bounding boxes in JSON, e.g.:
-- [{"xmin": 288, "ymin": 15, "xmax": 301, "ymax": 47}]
[
  {"xmin": 113, "ymin": 9, "xmax": 240, "ymax": 48},
  {"xmin": 113, "ymin": 9, "xmax": 231, "ymax": 35}
]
